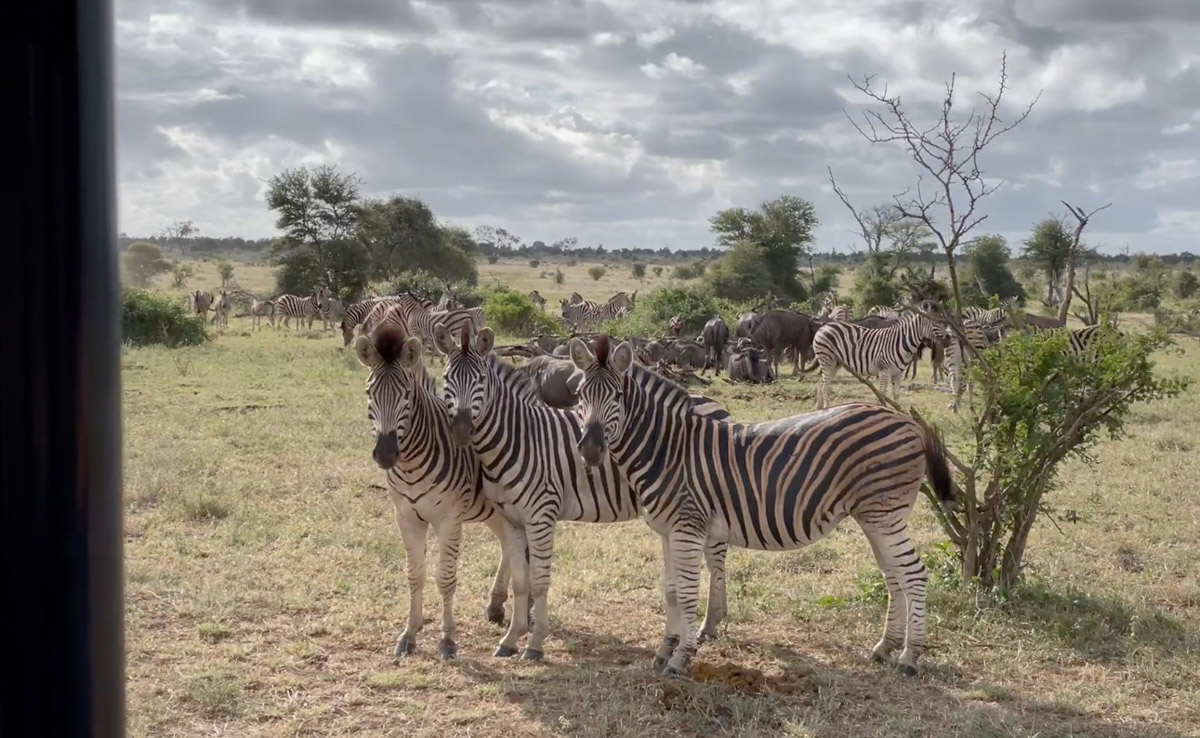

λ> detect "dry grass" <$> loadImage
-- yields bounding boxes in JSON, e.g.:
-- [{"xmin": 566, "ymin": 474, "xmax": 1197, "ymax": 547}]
[{"xmin": 125, "ymin": 270, "xmax": 1200, "ymax": 737}]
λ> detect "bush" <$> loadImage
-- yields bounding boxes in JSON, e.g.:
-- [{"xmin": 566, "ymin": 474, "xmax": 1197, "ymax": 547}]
[
  {"xmin": 707, "ymin": 241, "xmax": 776, "ymax": 301},
  {"xmin": 529, "ymin": 259, "xmax": 540, "ymax": 269},
  {"xmin": 1174, "ymin": 270, "xmax": 1198, "ymax": 300},
  {"xmin": 672, "ymin": 264, "xmax": 698, "ymax": 280},
  {"xmin": 691, "ymin": 259, "xmax": 708, "ymax": 278},
  {"xmin": 216, "ymin": 260, "xmax": 235, "ymax": 287},
  {"xmin": 170, "ymin": 261, "xmax": 195, "ymax": 288},
  {"xmin": 275, "ymin": 241, "xmax": 369, "ymax": 303},
  {"xmin": 121, "ymin": 288, "xmax": 208, "ymax": 347},
  {"xmin": 553, "ymin": 269, "xmax": 565, "ymax": 285},
  {"xmin": 605, "ymin": 285, "xmax": 732, "ymax": 338},
  {"xmin": 653, "ymin": 266, "xmax": 663, "ymax": 278},
  {"xmin": 123, "ymin": 242, "xmax": 171, "ymax": 287},
  {"xmin": 631, "ymin": 262, "xmax": 646, "ymax": 280},
  {"xmin": 852, "ymin": 253, "xmax": 902, "ymax": 311},
  {"xmin": 588, "ymin": 266, "xmax": 607, "ymax": 281},
  {"xmin": 387, "ymin": 270, "xmax": 450, "ymax": 301},
  {"xmin": 483, "ymin": 290, "xmax": 560, "ymax": 337},
  {"xmin": 487, "ymin": 255, "xmax": 500, "ymax": 264}
]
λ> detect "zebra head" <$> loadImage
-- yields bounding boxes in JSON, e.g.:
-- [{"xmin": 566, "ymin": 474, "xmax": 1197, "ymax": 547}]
[
  {"xmin": 568, "ymin": 334, "xmax": 634, "ymax": 467},
  {"xmin": 435, "ymin": 323, "xmax": 495, "ymax": 447},
  {"xmin": 353, "ymin": 323, "xmax": 425, "ymax": 469}
]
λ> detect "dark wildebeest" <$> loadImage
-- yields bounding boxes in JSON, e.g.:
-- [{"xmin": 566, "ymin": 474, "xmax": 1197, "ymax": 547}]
[
  {"xmin": 664, "ymin": 339, "xmax": 706, "ymax": 370},
  {"xmin": 701, "ymin": 316, "xmax": 730, "ymax": 375},
  {"xmin": 734, "ymin": 311, "xmax": 761, "ymax": 340},
  {"xmin": 749, "ymin": 310, "xmax": 819, "ymax": 379},
  {"xmin": 516, "ymin": 355, "xmax": 583, "ymax": 409},
  {"xmin": 727, "ymin": 341, "xmax": 773, "ymax": 383}
]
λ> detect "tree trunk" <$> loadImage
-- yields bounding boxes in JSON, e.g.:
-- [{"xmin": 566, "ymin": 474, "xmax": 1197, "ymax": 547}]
[
  {"xmin": 1057, "ymin": 254, "xmax": 1077, "ymax": 323},
  {"xmin": 945, "ymin": 248, "xmax": 962, "ymax": 313}
]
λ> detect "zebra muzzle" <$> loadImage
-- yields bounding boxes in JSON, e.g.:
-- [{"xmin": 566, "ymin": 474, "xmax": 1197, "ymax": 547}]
[
  {"xmin": 373, "ymin": 432, "xmax": 399, "ymax": 469},
  {"xmin": 578, "ymin": 421, "xmax": 606, "ymax": 466},
  {"xmin": 449, "ymin": 409, "xmax": 473, "ymax": 446}
]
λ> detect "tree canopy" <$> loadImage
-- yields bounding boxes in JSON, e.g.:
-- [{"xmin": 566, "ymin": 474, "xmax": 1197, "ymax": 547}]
[{"xmin": 708, "ymin": 194, "xmax": 817, "ymax": 299}]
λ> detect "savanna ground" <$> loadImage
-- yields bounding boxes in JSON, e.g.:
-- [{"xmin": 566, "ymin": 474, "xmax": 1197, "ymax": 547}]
[{"xmin": 125, "ymin": 256, "xmax": 1200, "ymax": 737}]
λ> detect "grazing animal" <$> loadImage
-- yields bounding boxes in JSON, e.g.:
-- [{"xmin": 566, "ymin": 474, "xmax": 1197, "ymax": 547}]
[
  {"xmin": 749, "ymin": 310, "xmax": 820, "ymax": 378},
  {"xmin": 436, "ymin": 325, "xmax": 731, "ymax": 661},
  {"xmin": 733, "ymin": 311, "xmax": 761, "ymax": 339},
  {"xmin": 701, "ymin": 316, "xmax": 730, "ymax": 376},
  {"xmin": 867, "ymin": 305, "xmax": 905, "ymax": 321},
  {"xmin": 560, "ymin": 294, "xmax": 630, "ymax": 332},
  {"xmin": 528, "ymin": 290, "xmax": 547, "ymax": 311},
  {"xmin": 962, "ymin": 296, "xmax": 1018, "ymax": 326},
  {"xmin": 1017, "ymin": 313, "xmax": 1067, "ymax": 332},
  {"xmin": 727, "ymin": 341, "xmax": 773, "ymax": 383},
  {"xmin": 516, "ymin": 355, "xmax": 583, "ymax": 409},
  {"xmin": 664, "ymin": 339, "xmax": 706, "ymax": 370},
  {"xmin": 353, "ymin": 323, "xmax": 520, "ymax": 660},
  {"xmin": 190, "ymin": 290, "xmax": 213, "ymax": 317},
  {"xmin": 819, "ymin": 294, "xmax": 853, "ymax": 321},
  {"xmin": 210, "ymin": 290, "xmax": 231, "ymax": 330},
  {"xmin": 275, "ymin": 288, "xmax": 332, "ymax": 331},
  {"xmin": 318, "ymin": 296, "xmax": 344, "ymax": 332},
  {"xmin": 811, "ymin": 310, "xmax": 934, "ymax": 409},
  {"xmin": 569, "ymin": 335, "xmax": 956, "ymax": 677},
  {"xmin": 249, "ymin": 297, "xmax": 276, "ymax": 331}
]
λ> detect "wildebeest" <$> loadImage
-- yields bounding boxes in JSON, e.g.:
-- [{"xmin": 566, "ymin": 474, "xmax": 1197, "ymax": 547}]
[
  {"xmin": 727, "ymin": 340, "xmax": 773, "ymax": 383},
  {"xmin": 749, "ymin": 310, "xmax": 819, "ymax": 378},
  {"xmin": 664, "ymin": 339, "xmax": 706, "ymax": 369},
  {"xmin": 701, "ymin": 316, "xmax": 730, "ymax": 376},
  {"xmin": 734, "ymin": 311, "xmax": 761, "ymax": 339},
  {"xmin": 1017, "ymin": 313, "xmax": 1067, "ymax": 332},
  {"xmin": 515, "ymin": 355, "xmax": 582, "ymax": 409}
]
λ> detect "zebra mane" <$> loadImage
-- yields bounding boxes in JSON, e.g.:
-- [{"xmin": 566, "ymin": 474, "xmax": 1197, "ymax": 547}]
[
  {"xmin": 371, "ymin": 323, "xmax": 412, "ymax": 364},
  {"xmin": 625, "ymin": 361, "xmax": 697, "ymax": 419},
  {"xmin": 486, "ymin": 354, "xmax": 544, "ymax": 405}
]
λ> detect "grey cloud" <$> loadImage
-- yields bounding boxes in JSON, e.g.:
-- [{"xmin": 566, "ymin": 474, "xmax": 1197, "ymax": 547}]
[
  {"xmin": 193, "ymin": 0, "xmax": 428, "ymax": 29},
  {"xmin": 1015, "ymin": 0, "xmax": 1200, "ymax": 26}
]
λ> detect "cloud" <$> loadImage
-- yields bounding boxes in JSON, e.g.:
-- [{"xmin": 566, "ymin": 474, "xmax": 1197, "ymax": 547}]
[{"xmin": 114, "ymin": 0, "xmax": 1200, "ymax": 254}]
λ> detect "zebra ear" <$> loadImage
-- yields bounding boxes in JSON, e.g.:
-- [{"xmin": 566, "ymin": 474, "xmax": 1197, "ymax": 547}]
[
  {"xmin": 353, "ymin": 334, "xmax": 381, "ymax": 368},
  {"xmin": 474, "ymin": 327, "xmax": 495, "ymax": 355},
  {"xmin": 398, "ymin": 336, "xmax": 424, "ymax": 368},
  {"xmin": 433, "ymin": 323, "xmax": 457, "ymax": 356},
  {"xmin": 568, "ymin": 337, "xmax": 594, "ymax": 371},
  {"xmin": 610, "ymin": 341, "xmax": 634, "ymax": 374}
]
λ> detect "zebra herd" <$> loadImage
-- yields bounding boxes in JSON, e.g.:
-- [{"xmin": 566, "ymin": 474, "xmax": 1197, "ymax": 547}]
[
  {"xmin": 351, "ymin": 303, "xmax": 956, "ymax": 678},
  {"xmin": 188, "ymin": 287, "xmax": 342, "ymax": 332},
  {"xmin": 549, "ymin": 290, "xmax": 637, "ymax": 332}
]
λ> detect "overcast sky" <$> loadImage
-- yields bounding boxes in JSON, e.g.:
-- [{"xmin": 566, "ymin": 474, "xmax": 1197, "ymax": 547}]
[{"xmin": 115, "ymin": 0, "xmax": 1200, "ymax": 254}]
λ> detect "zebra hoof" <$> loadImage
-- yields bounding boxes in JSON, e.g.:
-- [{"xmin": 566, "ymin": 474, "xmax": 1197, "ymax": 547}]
[
  {"xmin": 493, "ymin": 645, "xmax": 519, "ymax": 658},
  {"xmin": 661, "ymin": 665, "xmax": 690, "ymax": 679},
  {"xmin": 698, "ymin": 629, "xmax": 718, "ymax": 645},
  {"xmin": 485, "ymin": 603, "xmax": 506, "ymax": 625},
  {"xmin": 521, "ymin": 648, "xmax": 544, "ymax": 661},
  {"xmin": 394, "ymin": 636, "xmax": 416, "ymax": 658},
  {"xmin": 652, "ymin": 654, "xmax": 668, "ymax": 670},
  {"xmin": 438, "ymin": 639, "xmax": 458, "ymax": 661},
  {"xmin": 896, "ymin": 662, "xmax": 918, "ymax": 678}
]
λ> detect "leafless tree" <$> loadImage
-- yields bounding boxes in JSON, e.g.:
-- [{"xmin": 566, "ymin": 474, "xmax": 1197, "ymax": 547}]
[
  {"xmin": 845, "ymin": 52, "xmax": 1038, "ymax": 310},
  {"xmin": 827, "ymin": 170, "xmax": 933, "ymax": 279},
  {"xmin": 1057, "ymin": 201, "xmax": 1112, "ymax": 323}
]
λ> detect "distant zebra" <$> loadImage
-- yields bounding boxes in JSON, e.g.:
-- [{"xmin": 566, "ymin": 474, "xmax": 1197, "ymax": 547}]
[
  {"xmin": 569, "ymin": 335, "xmax": 956, "ymax": 676},
  {"xmin": 210, "ymin": 290, "xmax": 232, "ymax": 330},
  {"xmin": 318, "ymin": 296, "xmax": 344, "ymax": 332},
  {"xmin": 560, "ymin": 294, "xmax": 632, "ymax": 332},
  {"xmin": 963, "ymin": 296, "xmax": 1018, "ymax": 327},
  {"xmin": 937, "ymin": 317, "xmax": 1000, "ymax": 412},
  {"xmin": 249, "ymin": 297, "xmax": 276, "ymax": 331},
  {"xmin": 528, "ymin": 290, "xmax": 547, "ymax": 310},
  {"xmin": 668, "ymin": 314, "xmax": 684, "ymax": 337},
  {"xmin": 436, "ymin": 325, "xmax": 731, "ymax": 661},
  {"xmin": 275, "ymin": 288, "xmax": 331, "ymax": 331},
  {"xmin": 384, "ymin": 293, "xmax": 478, "ymax": 359},
  {"xmin": 353, "ymin": 322, "xmax": 519, "ymax": 659},
  {"xmin": 811, "ymin": 311, "xmax": 934, "ymax": 409},
  {"xmin": 190, "ymin": 290, "xmax": 213, "ymax": 317},
  {"xmin": 819, "ymin": 294, "xmax": 853, "ymax": 321}
]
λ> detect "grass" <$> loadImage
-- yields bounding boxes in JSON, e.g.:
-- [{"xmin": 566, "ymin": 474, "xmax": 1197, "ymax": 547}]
[{"xmin": 124, "ymin": 268, "xmax": 1200, "ymax": 737}]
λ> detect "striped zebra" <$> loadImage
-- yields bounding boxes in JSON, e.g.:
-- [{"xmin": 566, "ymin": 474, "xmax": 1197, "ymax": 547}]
[
  {"xmin": 210, "ymin": 290, "xmax": 231, "ymax": 330},
  {"xmin": 249, "ymin": 297, "xmax": 276, "ymax": 331},
  {"xmin": 387, "ymin": 293, "xmax": 478, "ymax": 357},
  {"xmin": 434, "ymin": 324, "xmax": 732, "ymax": 661},
  {"xmin": 353, "ymin": 322, "xmax": 520, "ymax": 659},
  {"xmin": 341, "ymin": 296, "xmax": 403, "ymax": 346},
  {"xmin": 190, "ymin": 290, "xmax": 213, "ymax": 317},
  {"xmin": 936, "ymin": 317, "xmax": 1000, "ymax": 412},
  {"xmin": 568, "ymin": 335, "xmax": 955, "ymax": 676},
  {"xmin": 811, "ymin": 311, "xmax": 934, "ymax": 409},
  {"xmin": 528, "ymin": 290, "xmax": 547, "ymax": 310},
  {"xmin": 819, "ymin": 294, "xmax": 852, "ymax": 321},
  {"xmin": 867, "ymin": 305, "xmax": 905, "ymax": 321},
  {"xmin": 275, "ymin": 288, "xmax": 332, "ymax": 331},
  {"xmin": 963, "ymin": 296, "xmax": 1018, "ymax": 326},
  {"xmin": 560, "ymin": 295, "xmax": 630, "ymax": 332},
  {"xmin": 318, "ymin": 296, "xmax": 344, "ymax": 332}
]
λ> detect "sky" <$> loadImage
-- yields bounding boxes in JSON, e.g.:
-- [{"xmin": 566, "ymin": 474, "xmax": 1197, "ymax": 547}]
[{"xmin": 115, "ymin": 0, "xmax": 1200, "ymax": 255}]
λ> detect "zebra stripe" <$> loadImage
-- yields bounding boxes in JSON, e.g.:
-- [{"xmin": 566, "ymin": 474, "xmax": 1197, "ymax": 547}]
[
  {"xmin": 275, "ymin": 289, "xmax": 330, "ymax": 331},
  {"xmin": 962, "ymin": 296, "xmax": 1018, "ymax": 326},
  {"xmin": 819, "ymin": 295, "xmax": 852, "ymax": 321},
  {"xmin": 569, "ymin": 335, "xmax": 955, "ymax": 677},
  {"xmin": 811, "ymin": 312, "xmax": 934, "ymax": 408},
  {"xmin": 249, "ymin": 298, "xmax": 275, "ymax": 331},
  {"xmin": 209, "ymin": 290, "xmax": 231, "ymax": 330},
  {"xmin": 353, "ymin": 323, "xmax": 517, "ymax": 659},
  {"xmin": 435, "ymin": 325, "xmax": 730, "ymax": 660},
  {"xmin": 560, "ymin": 294, "xmax": 633, "ymax": 332}
]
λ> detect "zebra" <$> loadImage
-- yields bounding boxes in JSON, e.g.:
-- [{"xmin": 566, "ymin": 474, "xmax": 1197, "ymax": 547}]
[
  {"xmin": 318, "ymin": 296, "xmax": 344, "ymax": 332},
  {"xmin": 818, "ymin": 294, "xmax": 852, "ymax": 321},
  {"xmin": 560, "ymin": 294, "xmax": 632, "ymax": 333},
  {"xmin": 434, "ymin": 324, "xmax": 732, "ymax": 662},
  {"xmin": 341, "ymin": 296, "xmax": 402, "ymax": 346},
  {"xmin": 352, "ymin": 322, "xmax": 520, "ymax": 660},
  {"xmin": 963, "ymin": 296, "xmax": 1018, "ymax": 327},
  {"xmin": 936, "ymin": 317, "xmax": 999, "ymax": 412},
  {"xmin": 387, "ymin": 293, "xmax": 478, "ymax": 358},
  {"xmin": 249, "ymin": 297, "xmax": 276, "ymax": 331},
  {"xmin": 275, "ymin": 288, "xmax": 331, "ymax": 331},
  {"xmin": 190, "ymin": 290, "xmax": 213, "ymax": 317},
  {"xmin": 568, "ymin": 335, "xmax": 956, "ymax": 677},
  {"xmin": 867, "ymin": 305, "xmax": 905, "ymax": 321},
  {"xmin": 528, "ymin": 290, "xmax": 547, "ymax": 311},
  {"xmin": 210, "ymin": 290, "xmax": 231, "ymax": 330},
  {"xmin": 811, "ymin": 310, "xmax": 934, "ymax": 409}
]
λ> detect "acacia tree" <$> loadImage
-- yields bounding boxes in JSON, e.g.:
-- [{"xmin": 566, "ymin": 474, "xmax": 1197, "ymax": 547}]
[
  {"xmin": 846, "ymin": 53, "xmax": 1037, "ymax": 312},
  {"xmin": 160, "ymin": 219, "xmax": 198, "ymax": 256},
  {"xmin": 708, "ymin": 194, "xmax": 818, "ymax": 299}
]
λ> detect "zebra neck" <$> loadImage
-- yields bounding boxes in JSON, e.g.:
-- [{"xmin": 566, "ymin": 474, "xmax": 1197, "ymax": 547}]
[
  {"xmin": 611, "ymin": 371, "xmax": 691, "ymax": 496},
  {"xmin": 398, "ymin": 380, "xmax": 453, "ymax": 461}
]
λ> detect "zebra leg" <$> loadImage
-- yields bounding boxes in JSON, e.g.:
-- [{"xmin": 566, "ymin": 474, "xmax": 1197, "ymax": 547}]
[
  {"xmin": 395, "ymin": 510, "xmax": 429, "ymax": 657},
  {"xmin": 698, "ymin": 539, "xmax": 727, "ymax": 643},
  {"xmin": 522, "ymin": 517, "xmax": 558, "ymax": 661},
  {"xmin": 860, "ymin": 518, "xmax": 927, "ymax": 676},
  {"xmin": 664, "ymin": 528, "xmax": 704, "ymax": 677},
  {"xmin": 433, "ymin": 520, "xmax": 464, "ymax": 660},
  {"xmin": 653, "ymin": 535, "xmax": 682, "ymax": 671},
  {"xmin": 482, "ymin": 515, "xmax": 512, "ymax": 625},
  {"xmin": 495, "ymin": 520, "xmax": 531, "ymax": 658},
  {"xmin": 888, "ymin": 368, "xmax": 902, "ymax": 401}
]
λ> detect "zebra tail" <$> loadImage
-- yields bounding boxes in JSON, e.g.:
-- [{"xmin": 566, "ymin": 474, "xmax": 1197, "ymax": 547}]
[{"xmin": 923, "ymin": 425, "xmax": 957, "ymax": 514}]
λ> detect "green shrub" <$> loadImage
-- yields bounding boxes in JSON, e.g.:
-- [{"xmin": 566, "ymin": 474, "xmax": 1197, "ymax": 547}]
[
  {"xmin": 1174, "ymin": 270, "xmax": 1198, "ymax": 300},
  {"xmin": 672, "ymin": 264, "xmax": 698, "ymax": 280},
  {"xmin": 121, "ymin": 288, "xmax": 208, "ymax": 348},
  {"xmin": 216, "ymin": 260, "xmax": 235, "ymax": 287},
  {"xmin": 528, "ymin": 259, "xmax": 540, "ymax": 269},
  {"xmin": 631, "ymin": 262, "xmax": 646, "ymax": 280},
  {"xmin": 605, "ymin": 285, "xmax": 740, "ymax": 338},
  {"xmin": 707, "ymin": 241, "xmax": 774, "ymax": 301},
  {"xmin": 588, "ymin": 266, "xmax": 607, "ymax": 281},
  {"xmin": 123, "ymin": 242, "xmax": 171, "ymax": 287},
  {"xmin": 553, "ymin": 269, "xmax": 565, "ymax": 285},
  {"xmin": 487, "ymin": 255, "xmax": 499, "ymax": 264},
  {"xmin": 483, "ymin": 290, "xmax": 560, "ymax": 337},
  {"xmin": 388, "ymin": 270, "xmax": 449, "ymax": 301}
]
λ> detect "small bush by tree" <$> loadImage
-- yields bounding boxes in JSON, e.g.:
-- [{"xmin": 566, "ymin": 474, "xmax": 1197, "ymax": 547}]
[
  {"xmin": 529, "ymin": 259, "xmax": 540, "ymax": 269},
  {"xmin": 1175, "ymin": 269, "xmax": 1199, "ymax": 300},
  {"xmin": 653, "ymin": 266, "xmax": 663, "ymax": 278},
  {"xmin": 123, "ymin": 242, "xmax": 172, "ymax": 287},
  {"xmin": 170, "ymin": 261, "xmax": 195, "ymax": 288},
  {"xmin": 605, "ymin": 285, "xmax": 724, "ymax": 338},
  {"xmin": 482, "ymin": 290, "xmax": 560, "ymax": 336},
  {"xmin": 588, "ymin": 266, "xmax": 607, "ymax": 281},
  {"xmin": 707, "ymin": 240, "xmax": 778, "ymax": 302},
  {"xmin": 852, "ymin": 252, "xmax": 902, "ymax": 311},
  {"xmin": 631, "ymin": 262, "xmax": 646, "ymax": 280},
  {"xmin": 216, "ymin": 260, "xmax": 235, "ymax": 287},
  {"xmin": 121, "ymin": 288, "xmax": 208, "ymax": 347},
  {"xmin": 709, "ymin": 194, "xmax": 817, "ymax": 300}
]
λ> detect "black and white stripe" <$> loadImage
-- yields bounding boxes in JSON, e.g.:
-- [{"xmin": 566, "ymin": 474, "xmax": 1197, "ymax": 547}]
[
  {"xmin": 569, "ymin": 335, "xmax": 956, "ymax": 677},
  {"xmin": 249, "ymin": 297, "xmax": 275, "ymax": 331},
  {"xmin": 275, "ymin": 289, "xmax": 331, "ymax": 331},
  {"xmin": 811, "ymin": 312, "xmax": 934, "ymax": 408},
  {"xmin": 353, "ymin": 323, "xmax": 518, "ymax": 659},
  {"xmin": 963, "ymin": 296, "xmax": 1018, "ymax": 327}
]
